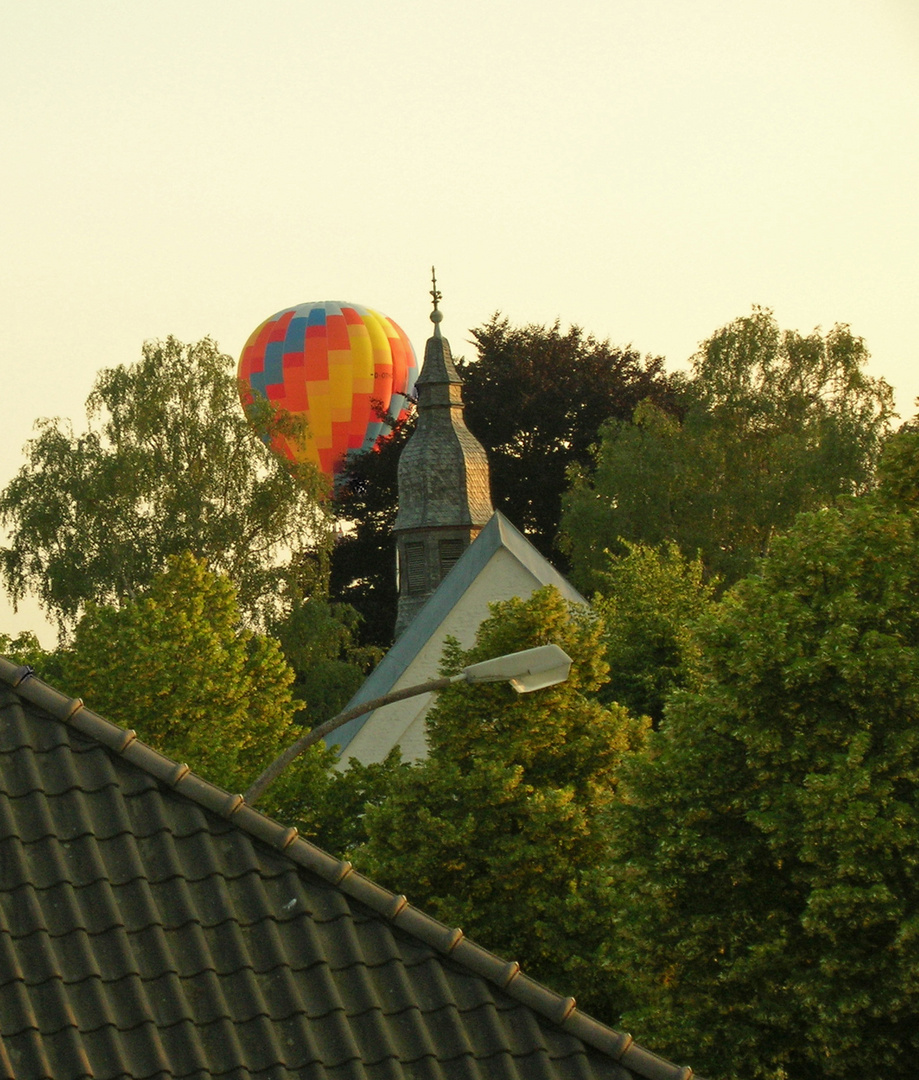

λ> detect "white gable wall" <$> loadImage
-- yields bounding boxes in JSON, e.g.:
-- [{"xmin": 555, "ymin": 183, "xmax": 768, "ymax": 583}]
[{"xmin": 338, "ymin": 546, "xmax": 552, "ymax": 766}]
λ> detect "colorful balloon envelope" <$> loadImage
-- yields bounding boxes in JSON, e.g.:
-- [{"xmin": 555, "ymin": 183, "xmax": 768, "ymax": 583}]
[{"xmin": 238, "ymin": 301, "xmax": 418, "ymax": 482}]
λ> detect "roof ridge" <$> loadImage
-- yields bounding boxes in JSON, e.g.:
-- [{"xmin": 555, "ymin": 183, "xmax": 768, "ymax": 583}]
[{"xmin": 0, "ymin": 657, "xmax": 699, "ymax": 1080}]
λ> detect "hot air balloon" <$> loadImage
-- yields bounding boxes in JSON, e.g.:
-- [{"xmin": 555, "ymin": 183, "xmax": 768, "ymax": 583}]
[{"xmin": 238, "ymin": 301, "xmax": 418, "ymax": 483}]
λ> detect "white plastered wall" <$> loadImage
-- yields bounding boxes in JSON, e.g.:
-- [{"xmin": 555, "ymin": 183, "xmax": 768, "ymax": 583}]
[{"xmin": 338, "ymin": 547, "xmax": 547, "ymax": 766}]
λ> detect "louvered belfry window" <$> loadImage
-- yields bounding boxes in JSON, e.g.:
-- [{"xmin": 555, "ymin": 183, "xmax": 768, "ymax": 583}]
[
  {"xmin": 404, "ymin": 542, "xmax": 427, "ymax": 594},
  {"xmin": 438, "ymin": 538, "xmax": 465, "ymax": 578}
]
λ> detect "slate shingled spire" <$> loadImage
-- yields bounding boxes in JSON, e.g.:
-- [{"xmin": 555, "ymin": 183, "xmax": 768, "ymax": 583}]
[{"xmin": 394, "ymin": 272, "xmax": 494, "ymax": 637}]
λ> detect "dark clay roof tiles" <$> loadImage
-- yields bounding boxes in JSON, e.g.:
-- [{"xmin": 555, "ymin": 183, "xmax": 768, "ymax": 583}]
[{"xmin": 0, "ymin": 658, "xmax": 698, "ymax": 1080}]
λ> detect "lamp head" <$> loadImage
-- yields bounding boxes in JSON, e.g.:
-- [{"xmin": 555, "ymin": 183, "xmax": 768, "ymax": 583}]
[{"xmin": 460, "ymin": 644, "xmax": 572, "ymax": 694}]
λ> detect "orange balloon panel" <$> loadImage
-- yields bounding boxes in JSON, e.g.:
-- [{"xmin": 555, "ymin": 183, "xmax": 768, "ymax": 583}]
[{"xmin": 238, "ymin": 301, "xmax": 417, "ymax": 480}]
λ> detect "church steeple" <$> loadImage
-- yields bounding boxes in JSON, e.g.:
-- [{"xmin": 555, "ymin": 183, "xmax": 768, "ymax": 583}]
[{"xmin": 394, "ymin": 273, "xmax": 494, "ymax": 637}]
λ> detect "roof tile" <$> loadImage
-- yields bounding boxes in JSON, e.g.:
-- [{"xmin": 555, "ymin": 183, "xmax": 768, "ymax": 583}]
[{"xmin": 1, "ymin": 662, "xmax": 702, "ymax": 1080}]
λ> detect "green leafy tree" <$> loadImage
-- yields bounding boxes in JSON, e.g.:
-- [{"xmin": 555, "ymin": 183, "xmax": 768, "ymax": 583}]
[
  {"xmin": 276, "ymin": 749, "xmax": 407, "ymax": 858},
  {"xmin": 1, "ymin": 336, "xmax": 331, "ymax": 629},
  {"xmin": 562, "ymin": 308, "xmax": 894, "ymax": 590},
  {"xmin": 460, "ymin": 316, "xmax": 676, "ymax": 562},
  {"xmin": 592, "ymin": 541, "xmax": 715, "ymax": 726},
  {"xmin": 56, "ymin": 553, "xmax": 335, "ymax": 800},
  {"xmin": 358, "ymin": 586, "xmax": 648, "ymax": 1016},
  {"xmin": 876, "ymin": 411, "xmax": 919, "ymax": 508},
  {"xmin": 610, "ymin": 494, "xmax": 919, "ymax": 1079},
  {"xmin": 269, "ymin": 594, "xmax": 381, "ymax": 727},
  {"xmin": 0, "ymin": 630, "xmax": 53, "ymax": 672}
]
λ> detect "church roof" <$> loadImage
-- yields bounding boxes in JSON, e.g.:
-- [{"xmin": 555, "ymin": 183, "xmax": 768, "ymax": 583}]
[
  {"xmin": 0, "ymin": 656, "xmax": 700, "ymax": 1080},
  {"xmin": 333, "ymin": 511, "xmax": 588, "ymax": 756}
]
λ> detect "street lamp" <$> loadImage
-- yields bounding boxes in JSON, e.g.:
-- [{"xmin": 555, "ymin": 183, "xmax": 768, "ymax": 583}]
[{"xmin": 244, "ymin": 644, "xmax": 572, "ymax": 805}]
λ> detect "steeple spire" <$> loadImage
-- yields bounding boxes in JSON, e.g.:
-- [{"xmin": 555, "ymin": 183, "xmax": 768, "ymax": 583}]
[{"xmin": 393, "ymin": 279, "xmax": 494, "ymax": 637}]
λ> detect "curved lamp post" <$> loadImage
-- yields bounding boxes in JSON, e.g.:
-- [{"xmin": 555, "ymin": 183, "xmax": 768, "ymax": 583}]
[{"xmin": 244, "ymin": 644, "xmax": 572, "ymax": 805}]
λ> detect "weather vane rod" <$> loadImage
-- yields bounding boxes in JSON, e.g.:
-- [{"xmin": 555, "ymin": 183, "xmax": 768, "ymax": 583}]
[{"xmin": 429, "ymin": 267, "xmax": 444, "ymax": 334}]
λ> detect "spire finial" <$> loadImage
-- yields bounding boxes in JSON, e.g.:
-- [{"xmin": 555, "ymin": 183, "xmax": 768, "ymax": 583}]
[{"xmin": 429, "ymin": 266, "xmax": 443, "ymax": 336}]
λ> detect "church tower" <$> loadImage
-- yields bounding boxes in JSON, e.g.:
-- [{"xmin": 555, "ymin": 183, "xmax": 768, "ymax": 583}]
[{"xmin": 393, "ymin": 275, "xmax": 494, "ymax": 637}]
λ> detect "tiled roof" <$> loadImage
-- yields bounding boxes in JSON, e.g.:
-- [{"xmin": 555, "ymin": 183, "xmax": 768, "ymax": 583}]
[{"xmin": 0, "ymin": 656, "xmax": 699, "ymax": 1080}]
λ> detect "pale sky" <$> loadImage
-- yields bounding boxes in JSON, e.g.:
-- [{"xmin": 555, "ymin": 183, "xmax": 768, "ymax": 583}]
[{"xmin": 2, "ymin": 0, "xmax": 917, "ymax": 644}]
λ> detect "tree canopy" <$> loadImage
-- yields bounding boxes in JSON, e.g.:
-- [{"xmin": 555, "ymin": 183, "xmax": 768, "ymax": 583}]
[
  {"xmin": 268, "ymin": 593, "xmax": 380, "ymax": 727},
  {"xmin": 56, "ymin": 553, "xmax": 335, "ymax": 801},
  {"xmin": 1, "ymin": 336, "xmax": 331, "ymax": 629},
  {"xmin": 329, "ymin": 416, "xmax": 414, "ymax": 648},
  {"xmin": 358, "ymin": 586, "xmax": 648, "ymax": 1015},
  {"xmin": 0, "ymin": 630, "xmax": 50, "ymax": 671},
  {"xmin": 459, "ymin": 315, "xmax": 676, "ymax": 561},
  {"xmin": 561, "ymin": 308, "xmax": 895, "ymax": 590},
  {"xmin": 15, "ymin": 550, "xmax": 386, "ymax": 850},
  {"xmin": 591, "ymin": 540, "xmax": 715, "ymax": 726},
  {"xmin": 876, "ymin": 413, "xmax": 919, "ymax": 509},
  {"xmin": 608, "ymin": 490, "xmax": 919, "ymax": 1079}
]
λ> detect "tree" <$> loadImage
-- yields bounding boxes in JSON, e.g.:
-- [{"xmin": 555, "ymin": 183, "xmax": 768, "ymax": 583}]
[
  {"xmin": 268, "ymin": 593, "xmax": 381, "ymax": 727},
  {"xmin": 55, "ymin": 553, "xmax": 337, "ymax": 813},
  {"xmin": 0, "ymin": 336, "xmax": 331, "ymax": 629},
  {"xmin": 358, "ymin": 586, "xmax": 648, "ymax": 1017},
  {"xmin": 562, "ymin": 309, "xmax": 895, "ymax": 591},
  {"xmin": 0, "ymin": 630, "xmax": 52, "ymax": 671},
  {"xmin": 592, "ymin": 541, "xmax": 715, "ymax": 726},
  {"xmin": 278, "ymin": 748, "xmax": 407, "ymax": 858},
  {"xmin": 876, "ymin": 411, "xmax": 919, "ymax": 508},
  {"xmin": 329, "ymin": 416, "xmax": 414, "ymax": 648},
  {"xmin": 609, "ymin": 493, "xmax": 919, "ymax": 1079},
  {"xmin": 459, "ymin": 316, "xmax": 676, "ymax": 562}
]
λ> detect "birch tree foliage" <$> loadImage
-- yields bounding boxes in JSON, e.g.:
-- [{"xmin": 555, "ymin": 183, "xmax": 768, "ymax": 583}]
[
  {"xmin": 0, "ymin": 336, "xmax": 331, "ymax": 629},
  {"xmin": 562, "ymin": 309, "xmax": 894, "ymax": 591}
]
